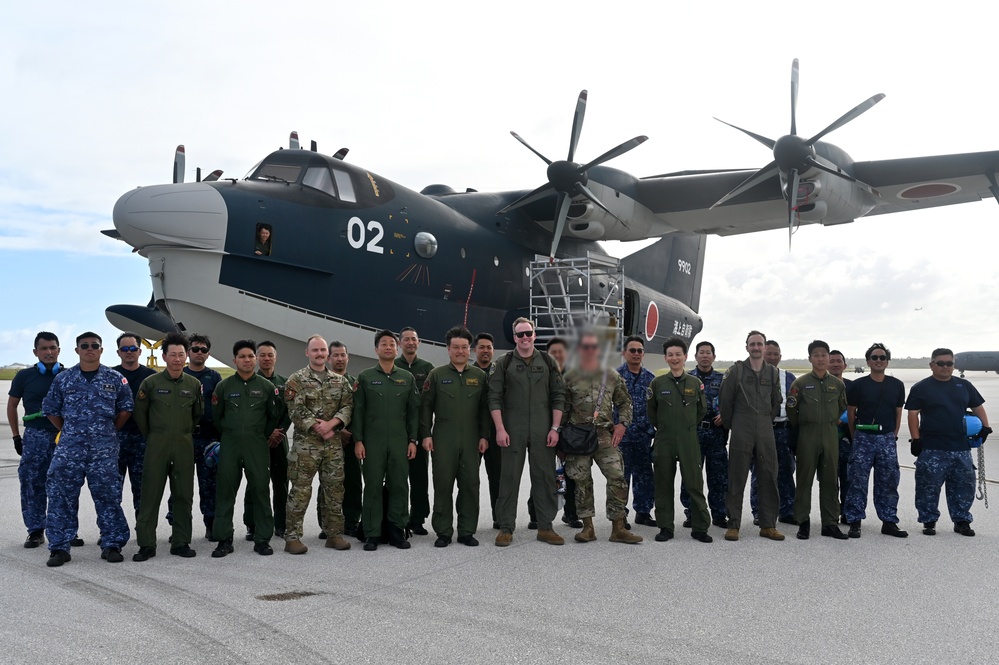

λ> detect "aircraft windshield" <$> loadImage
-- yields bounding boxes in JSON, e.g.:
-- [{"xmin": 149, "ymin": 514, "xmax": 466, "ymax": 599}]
[{"xmin": 249, "ymin": 162, "xmax": 302, "ymax": 184}]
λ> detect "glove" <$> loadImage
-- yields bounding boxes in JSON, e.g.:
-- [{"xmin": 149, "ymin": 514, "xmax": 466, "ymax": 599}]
[
  {"xmin": 980, "ymin": 426, "xmax": 993, "ymax": 445},
  {"xmin": 910, "ymin": 438, "xmax": 922, "ymax": 457},
  {"xmin": 13, "ymin": 435, "xmax": 22, "ymax": 456},
  {"xmin": 788, "ymin": 427, "xmax": 799, "ymax": 454}
]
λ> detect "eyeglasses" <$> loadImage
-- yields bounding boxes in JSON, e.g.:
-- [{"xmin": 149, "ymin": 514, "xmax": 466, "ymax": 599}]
[
  {"xmin": 119, "ymin": 345, "xmax": 140, "ymax": 353},
  {"xmin": 78, "ymin": 343, "xmax": 101, "ymax": 350},
  {"xmin": 869, "ymin": 355, "xmax": 888, "ymax": 362},
  {"xmin": 579, "ymin": 344, "xmax": 599, "ymax": 351},
  {"xmin": 190, "ymin": 346, "xmax": 210, "ymax": 354},
  {"xmin": 514, "ymin": 331, "xmax": 534, "ymax": 339},
  {"xmin": 934, "ymin": 361, "xmax": 955, "ymax": 367},
  {"xmin": 626, "ymin": 348, "xmax": 645, "ymax": 354}
]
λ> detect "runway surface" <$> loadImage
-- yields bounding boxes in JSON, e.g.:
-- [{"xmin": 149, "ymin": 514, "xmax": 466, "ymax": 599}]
[{"xmin": 1, "ymin": 368, "xmax": 997, "ymax": 664}]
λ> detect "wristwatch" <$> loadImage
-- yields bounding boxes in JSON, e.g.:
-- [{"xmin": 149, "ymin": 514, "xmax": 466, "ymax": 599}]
[{"xmin": 551, "ymin": 426, "xmax": 562, "ymax": 433}]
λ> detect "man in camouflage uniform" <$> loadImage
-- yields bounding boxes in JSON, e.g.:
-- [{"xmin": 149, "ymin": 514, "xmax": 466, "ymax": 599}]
[
  {"xmin": 283, "ymin": 335, "xmax": 353, "ymax": 554},
  {"xmin": 787, "ymin": 340, "xmax": 849, "ymax": 540},
  {"xmin": 682, "ymin": 340, "xmax": 728, "ymax": 528},
  {"xmin": 564, "ymin": 332, "xmax": 641, "ymax": 544},
  {"xmin": 42, "ymin": 332, "xmax": 134, "ymax": 567},
  {"xmin": 616, "ymin": 335, "xmax": 657, "ymax": 528}
]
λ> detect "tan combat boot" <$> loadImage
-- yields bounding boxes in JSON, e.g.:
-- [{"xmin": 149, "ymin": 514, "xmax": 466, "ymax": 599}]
[
  {"xmin": 609, "ymin": 519, "xmax": 643, "ymax": 544},
  {"xmin": 759, "ymin": 527, "xmax": 785, "ymax": 541},
  {"xmin": 326, "ymin": 535, "xmax": 352, "ymax": 550},
  {"xmin": 724, "ymin": 528, "xmax": 739, "ymax": 541},
  {"xmin": 495, "ymin": 529, "xmax": 513, "ymax": 547},
  {"xmin": 536, "ymin": 529, "xmax": 565, "ymax": 545},
  {"xmin": 574, "ymin": 517, "xmax": 597, "ymax": 543},
  {"xmin": 284, "ymin": 539, "xmax": 308, "ymax": 555}
]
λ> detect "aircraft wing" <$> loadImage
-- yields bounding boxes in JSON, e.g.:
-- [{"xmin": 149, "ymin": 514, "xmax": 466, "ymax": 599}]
[{"xmin": 632, "ymin": 150, "xmax": 999, "ymax": 237}]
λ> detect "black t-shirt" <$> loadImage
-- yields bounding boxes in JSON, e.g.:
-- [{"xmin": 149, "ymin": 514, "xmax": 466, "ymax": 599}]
[
  {"xmin": 847, "ymin": 375, "xmax": 906, "ymax": 432},
  {"xmin": 905, "ymin": 376, "xmax": 985, "ymax": 451},
  {"xmin": 113, "ymin": 364, "xmax": 157, "ymax": 434},
  {"xmin": 8, "ymin": 366, "xmax": 58, "ymax": 431}
]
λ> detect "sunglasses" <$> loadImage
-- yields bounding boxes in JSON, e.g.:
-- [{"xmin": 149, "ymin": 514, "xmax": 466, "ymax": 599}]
[
  {"xmin": 626, "ymin": 348, "xmax": 645, "ymax": 354},
  {"xmin": 78, "ymin": 343, "xmax": 101, "ymax": 350},
  {"xmin": 869, "ymin": 355, "xmax": 888, "ymax": 362},
  {"xmin": 933, "ymin": 361, "xmax": 955, "ymax": 367},
  {"xmin": 514, "ymin": 331, "xmax": 534, "ymax": 339},
  {"xmin": 190, "ymin": 346, "xmax": 210, "ymax": 354},
  {"xmin": 579, "ymin": 344, "xmax": 599, "ymax": 351},
  {"xmin": 119, "ymin": 345, "xmax": 140, "ymax": 353}
]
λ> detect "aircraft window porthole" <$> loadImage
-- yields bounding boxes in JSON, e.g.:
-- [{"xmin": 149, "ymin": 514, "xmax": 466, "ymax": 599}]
[
  {"xmin": 414, "ymin": 231, "xmax": 438, "ymax": 259},
  {"xmin": 255, "ymin": 223, "xmax": 272, "ymax": 256},
  {"xmin": 493, "ymin": 256, "xmax": 499, "ymax": 267},
  {"xmin": 525, "ymin": 267, "xmax": 530, "ymax": 277},
  {"xmin": 460, "ymin": 248, "xmax": 466, "ymax": 259}
]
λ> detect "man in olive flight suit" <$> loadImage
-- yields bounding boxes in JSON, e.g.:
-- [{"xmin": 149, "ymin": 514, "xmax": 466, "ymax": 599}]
[
  {"xmin": 395, "ymin": 327, "xmax": 435, "ymax": 536},
  {"xmin": 283, "ymin": 335, "xmax": 353, "ymax": 554},
  {"xmin": 489, "ymin": 317, "xmax": 566, "ymax": 547},
  {"xmin": 354, "ymin": 329, "xmax": 421, "ymax": 551},
  {"xmin": 787, "ymin": 339, "xmax": 850, "ymax": 540},
  {"xmin": 132, "ymin": 332, "xmax": 204, "ymax": 561},
  {"xmin": 211, "ymin": 340, "xmax": 281, "ymax": 557},
  {"xmin": 648, "ymin": 337, "xmax": 712, "ymax": 543},
  {"xmin": 420, "ymin": 326, "xmax": 490, "ymax": 548}
]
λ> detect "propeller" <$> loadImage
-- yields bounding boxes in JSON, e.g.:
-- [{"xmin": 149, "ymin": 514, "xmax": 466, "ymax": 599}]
[
  {"xmin": 498, "ymin": 90, "xmax": 648, "ymax": 259},
  {"xmin": 173, "ymin": 145, "xmax": 185, "ymax": 184},
  {"xmin": 710, "ymin": 59, "xmax": 885, "ymax": 248}
]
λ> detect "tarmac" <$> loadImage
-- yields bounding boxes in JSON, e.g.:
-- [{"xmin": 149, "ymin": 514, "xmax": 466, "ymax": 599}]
[{"xmin": 2, "ymin": 369, "xmax": 998, "ymax": 664}]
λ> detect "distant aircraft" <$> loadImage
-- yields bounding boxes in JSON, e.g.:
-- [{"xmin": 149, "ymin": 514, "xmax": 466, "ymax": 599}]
[
  {"xmin": 955, "ymin": 351, "xmax": 999, "ymax": 376},
  {"xmin": 103, "ymin": 60, "xmax": 999, "ymax": 374},
  {"xmin": 914, "ymin": 307, "xmax": 924, "ymax": 311}
]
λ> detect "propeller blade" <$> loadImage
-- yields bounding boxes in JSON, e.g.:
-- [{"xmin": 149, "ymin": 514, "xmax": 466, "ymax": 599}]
[
  {"xmin": 576, "ymin": 182, "xmax": 626, "ymax": 227},
  {"xmin": 203, "ymin": 169, "xmax": 223, "ymax": 182},
  {"xmin": 578, "ymin": 135, "xmax": 649, "ymax": 173},
  {"xmin": 803, "ymin": 157, "xmax": 881, "ymax": 198},
  {"xmin": 787, "ymin": 168, "xmax": 800, "ymax": 250},
  {"xmin": 806, "ymin": 93, "xmax": 886, "ymax": 145},
  {"xmin": 550, "ymin": 191, "xmax": 572, "ymax": 259},
  {"xmin": 289, "ymin": 131, "xmax": 300, "ymax": 150},
  {"xmin": 713, "ymin": 118, "xmax": 776, "ymax": 150},
  {"xmin": 497, "ymin": 181, "xmax": 555, "ymax": 215},
  {"xmin": 510, "ymin": 132, "xmax": 553, "ymax": 166},
  {"xmin": 709, "ymin": 161, "xmax": 779, "ymax": 209},
  {"xmin": 567, "ymin": 90, "xmax": 587, "ymax": 162},
  {"xmin": 790, "ymin": 58, "xmax": 799, "ymax": 136},
  {"xmin": 173, "ymin": 145, "xmax": 185, "ymax": 184}
]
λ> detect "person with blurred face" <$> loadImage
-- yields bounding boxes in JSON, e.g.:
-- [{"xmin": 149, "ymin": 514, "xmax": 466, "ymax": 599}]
[
  {"xmin": 329, "ymin": 341, "xmax": 362, "ymax": 538},
  {"xmin": 750, "ymin": 340, "xmax": 797, "ymax": 525},
  {"xmin": 720, "ymin": 331, "xmax": 785, "ymax": 542},
  {"xmin": 907, "ymin": 348, "xmax": 991, "ymax": 537},
  {"xmin": 132, "ymin": 332, "xmax": 204, "ymax": 562},
  {"xmin": 112, "ymin": 332, "xmax": 156, "ymax": 517},
  {"xmin": 647, "ymin": 338, "xmax": 711, "ymax": 543},
  {"xmin": 474, "ymin": 333, "xmax": 502, "ymax": 529},
  {"xmin": 617, "ymin": 335, "xmax": 657, "ymax": 528},
  {"xmin": 420, "ymin": 326, "xmax": 490, "ymax": 547},
  {"xmin": 787, "ymin": 340, "xmax": 848, "ymax": 540},
  {"xmin": 395, "ymin": 327, "xmax": 434, "ymax": 536},
  {"xmin": 681, "ymin": 341, "xmax": 728, "ymax": 529},
  {"xmin": 828, "ymin": 349, "xmax": 853, "ymax": 521}
]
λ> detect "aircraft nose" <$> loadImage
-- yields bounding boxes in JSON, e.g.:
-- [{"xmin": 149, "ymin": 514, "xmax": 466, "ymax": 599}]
[{"xmin": 113, "ymin": 183, "xmax": 228, "ymax": 251}]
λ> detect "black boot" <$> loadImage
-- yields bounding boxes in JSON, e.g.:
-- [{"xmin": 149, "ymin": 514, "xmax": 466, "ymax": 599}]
[
  {"xmin": 922, "ymin": 521, "xmax": 937, "ymax": 536},
  {"xmin": 797, "ymin": 519, "xmax": 810, "ymax": 540},
  {"xmin": 561, "ymin": 513, "xmax": 583, "ymax": 529},
  {"xmin": 954, "ymin": 521, "xmax": 976, "ymax": 537},
  {"xmin": 363, "ymin": 537, "xmax": 378, "ymax": 551},
  {"xmin": 881, "ymin": 521, "xmax": 908, "ymax": 538},
  {"xmin": 211, "ymin": 538, "xmax": 234, "ymax": 558},
  {"xmin": 634, "ymin": 512, "xmax": 658, "ymax": 527},
  {"xmin": 821, "ymin": 524, "xmax": 849, "ymax": 540},
  {"xmin": 848, "ymin": 521, "xmax": 862, "ymax": 538},
  {"xmin": 388, "ymin": 525, "xmax": 411, "ymax": 549}
]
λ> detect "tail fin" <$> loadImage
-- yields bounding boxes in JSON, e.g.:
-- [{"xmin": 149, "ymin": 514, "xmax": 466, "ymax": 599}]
[{"xmin": 621, "ymin": 233, "xmax": 706, "ymax": 312}]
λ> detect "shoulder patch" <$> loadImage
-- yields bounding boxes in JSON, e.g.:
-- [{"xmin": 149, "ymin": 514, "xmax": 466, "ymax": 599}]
[
  {"xmin": 122, "ymin": 377, "xmax": 128, "ymax": 385},
  {"xmin": 787, "ymin": 395, "xmax": 798, "ymax": 408},
  {"xmin": 285, "ymin": 387, "xmax": 296, "ymax": 400},
  {"xmin": 274, "ymin": 388, "xmax": 280, "ymax": 396},
  {"xmin": 211, "ymin": 393, "xmax": 218, "ymax": 405},
  {"xmin": 423, "ymin": 379, "xmax": 431, "ymax": 392},
  {"xmin": 137, "ymin": 390, "xmax": 147, "ymax": 400}
]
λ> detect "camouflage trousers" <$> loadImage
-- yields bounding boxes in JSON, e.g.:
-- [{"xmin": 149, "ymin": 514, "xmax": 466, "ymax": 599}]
[
  {"xmin": 618, "ymin": 432, "xmax": 655, "ymax": 514},
  {"xmin": 117, "ymin": 430, "xmax": 147, "ymax": 517},
  {"xmin": 46, "ymin": 437, "xmax": 130, "ymax": 552},
  {"xmin": 565, "ymin": 445, "xmax": 629, "ymax": 521},
  {"xmin": 19, "ymin": 428, "xmax": 57, "ymax": 533},
  {"xmin": 838, "ymin": 434, "xmax": 852, "ymax": 514},
  {"xmin": 285, "ymin": 436, "xmax": 345, "ymax": 540},
  {"xmin": 842, "ymin": 431, "xmax": 901, "ymax": 524},
  {"xmin": 681, "ymin": 426, "xmax": 729, "ymax": 521},
  {"xmin": 914, "ymin": 449, "xmax": 975, "ymax": 524},
  {"xmin": 751, "ymin": 424, "xmax": 796, "ymax": 519}
]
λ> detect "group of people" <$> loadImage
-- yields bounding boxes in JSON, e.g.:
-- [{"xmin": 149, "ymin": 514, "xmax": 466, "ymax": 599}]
[{"xmin": 6, "ymin": 322, "xmax": 991, "ymax": 567}]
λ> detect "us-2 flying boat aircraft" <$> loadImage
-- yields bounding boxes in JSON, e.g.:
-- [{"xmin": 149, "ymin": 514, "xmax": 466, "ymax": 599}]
[{"xmin": 105, "ymin": 60, "xmax": 999, "ymax": 374}]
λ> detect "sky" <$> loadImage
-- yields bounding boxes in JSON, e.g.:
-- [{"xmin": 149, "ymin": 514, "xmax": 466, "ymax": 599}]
[{"xmin": 2, "ymin": 1, "xmax": 998, "ymax": 365}]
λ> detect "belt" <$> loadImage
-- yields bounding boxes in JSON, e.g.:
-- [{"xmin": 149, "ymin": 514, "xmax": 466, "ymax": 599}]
[
  {"xmin": 698, "ymin": 421, "xmax": 721, "ymax": 430},
  {"xmin": 773, "ymin": 421, "xmax": 791, "ymax": 429}
]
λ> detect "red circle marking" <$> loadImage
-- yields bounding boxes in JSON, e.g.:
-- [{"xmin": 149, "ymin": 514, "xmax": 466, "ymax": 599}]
[
  {"xmin": 645, "ymin": 301, "xmax": 659, "ymax": 341},
  {"xmin": 897, "ymin": 183, "xmax": 960, "ymax": 200}
]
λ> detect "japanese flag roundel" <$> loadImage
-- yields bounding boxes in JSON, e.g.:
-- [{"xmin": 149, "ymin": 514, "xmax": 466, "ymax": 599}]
[{"xmin": 645, "ymin": 301, "xmax": 659, "ymax": 341}]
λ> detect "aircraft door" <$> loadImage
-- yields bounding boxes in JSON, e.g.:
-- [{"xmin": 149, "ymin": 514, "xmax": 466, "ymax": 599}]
[{"xmin": 623, "ymin": 288, "xmax": 639, "ymax": 336}]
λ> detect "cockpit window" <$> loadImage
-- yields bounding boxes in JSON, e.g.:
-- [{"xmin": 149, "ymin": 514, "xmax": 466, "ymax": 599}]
[
  {"xmin": 302, "ymin": 166, "xmax": 336, "ymax": 197},
  {"xmin": 333, "ymin": 169, "xmax": 356, "ymax": 203},
  {"xmin": 249, "ymin": 163, "xmax": 302, "ymax": 183}
]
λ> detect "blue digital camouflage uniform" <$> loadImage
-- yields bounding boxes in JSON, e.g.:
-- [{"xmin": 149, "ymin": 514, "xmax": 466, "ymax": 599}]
[
  {"xmin": 681, "ymin": 367, "xmax": 728, "ymax": 522},
  {"xmin": 42, "ymin": 364, "xmax": 134, "ymax": 552},
  {"xmin": 906, "ymin": 375, "xmax": 984, "ymax": 525},
  {"xmin": 9, "ymin": 365, "xmax": 60, "ymax": 535},
  {"xmin": 113, "ymin": 364, "xmax": 156, "ymax": 517},
  {"xmin": 615, "ymin": 363, "xmax": 656, "ymax": 514},
  {"xmin": 751, "ymin": 368, "xmax": 796, "ymax": 520},
  {"xmin": 837, "ymin": 377, "xmax": 853, "ymax": 517}
]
